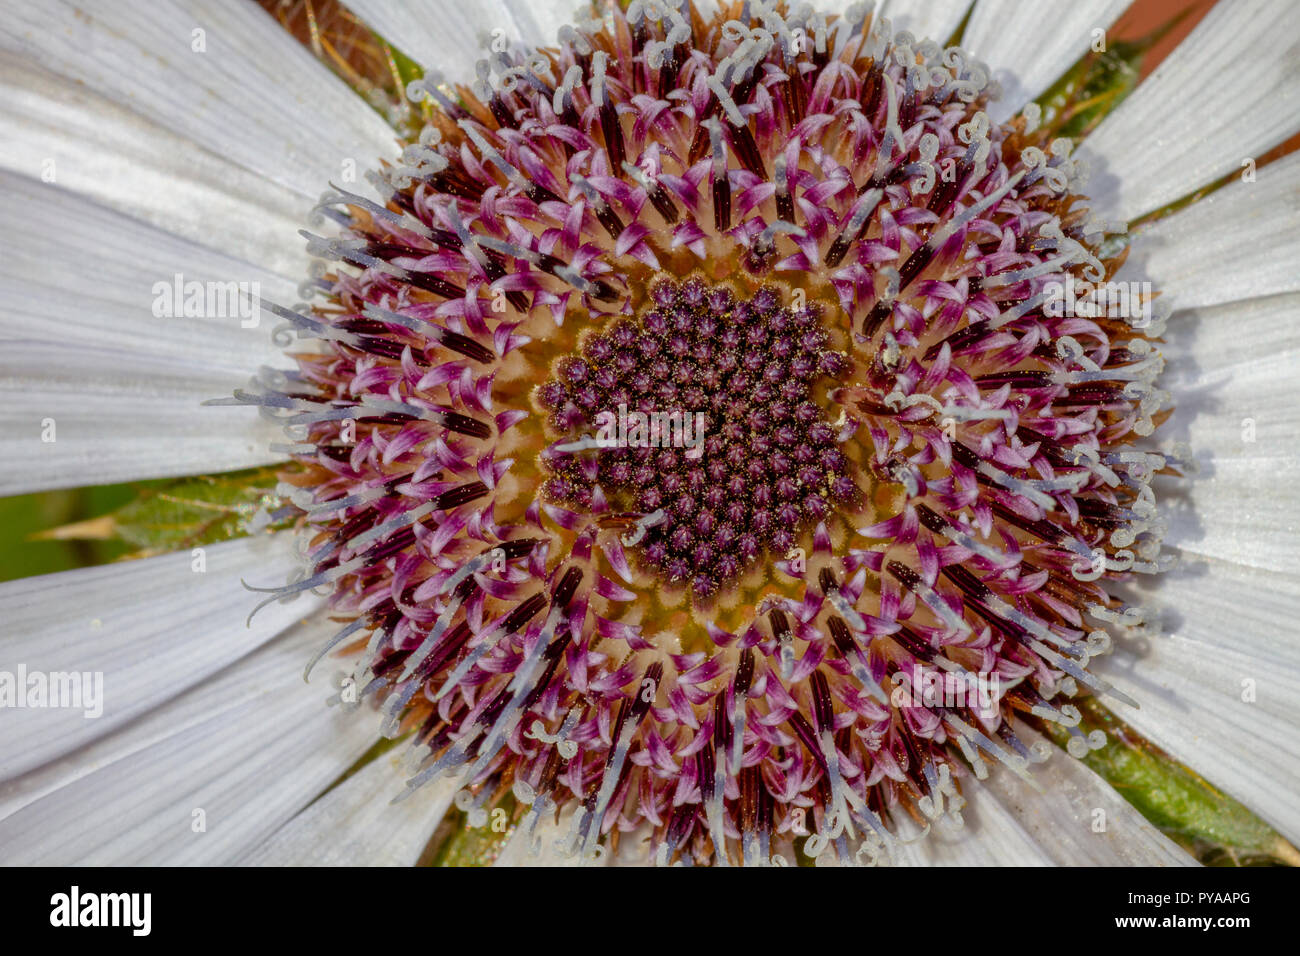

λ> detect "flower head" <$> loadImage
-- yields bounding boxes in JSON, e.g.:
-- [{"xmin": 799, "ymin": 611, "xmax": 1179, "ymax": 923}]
[{"xmin": 227, "ymin": 0, "xmax": 1189, "ymax": 865}]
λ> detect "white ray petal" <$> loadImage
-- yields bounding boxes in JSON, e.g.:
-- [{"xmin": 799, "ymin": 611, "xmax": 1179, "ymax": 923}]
[
  {"xmin": 1115, "ymin": 151, "xmax": 1300, "ymax": 312},
  {"xmin": 502, "ymin": 0, "xmax": 578, "ymax": 47},
  {"xmin": 895, "ymin": 760, "xmax": 1194, "ymax": 866},
  {"xmin": 0, "ymin": 613, "xmax": 379, "ymax": 864},
  {"xmin": 964, "ymin": 0, "xmax": 1131, "ymax": 123},
  {"xmin": 0, "ymin": 0, "xmax": 398, "ymax": 202},
  {"xmin": 979, "ymin": 728, "xmax": 1197, "ymax": 865},
  {"xmin": 494, "ymin": 805, "xmax": 606, "ymax": 866},
  {"xmin": 345, "ymin": 0, "xmax": 527, "ymax": 75},
  {"xmin": 1160, "ymin": 292, "xmax": 1300, "ymax": 440},
  {"xmin": 892, "ymin": 787, "xmax": 1056, "ymax": 865},
  {"xmin": 1157, "ymin": 293, "xmax": 1300, "ymax": 573},
  {"xmin": 0, "ymin": 55, "xmax": 311, "ymax": 281},
  {"xmin": 1095, "ymin": 557, "xmax": 1300, "ymax": 846},
  {"xmin": 876, "ymin": 0, "xmax": 971, "ymax": 45},
  {"xmin": 0, "ymin": 341, "xmax": 286, "ymax": 494},
  {"xmin": 0, "ymin": 172, "xmax": 296, "ymax": 368},
  {"xmin": 0, "ymin": 534, "xmax": 314, "ymax": 783},
  {"xmin": 890, "ymin": 725, "xmax": 1194, "ymax": 866},
  {"xmin": 1077, "ymin": 0, "xmax": 1300, "ymax": 223},
  {"xmin": 1163, "ymin": 458, "xmax": 1300, "ymax": 576},
  {"xmin": 237, "ymin": 752, "xmax": 454, "ymax": 866}
]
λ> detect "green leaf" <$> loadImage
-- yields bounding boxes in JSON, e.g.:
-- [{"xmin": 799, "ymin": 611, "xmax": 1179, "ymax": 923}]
[
  {"xmin": 428, "ymin": 796, "xmax": 518, "ymax": 867},
  {"xmin": 0, "ymin": 490, "xmax": 111, "ymax": 581},
  {"xmin": 1040, "ymin": 698, "xmax": 1300, "ymax": 866},
  {"xmin": 1034, "ymin": 5, "xmax": 1210, "ymax": 143},
  {"xmin": 1035, "ymin": 37, "xmax": 1147, "ymax": 141},
  {"xmin": 36, "ymin": 466, "xmax": 292, "ymax": 559},
  {"xmin": 386, "ymin": 41, "xmax": 424, "ymax": 97}
]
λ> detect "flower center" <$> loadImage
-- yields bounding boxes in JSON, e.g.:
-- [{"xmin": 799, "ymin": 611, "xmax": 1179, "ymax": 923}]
[
  {"xmin": 539, "ymin": 277, "xmax": 855, "ymax": 596},
  {"xmin": 238, "ymin": 0, "xmax": 1186, "ymax": 867}
]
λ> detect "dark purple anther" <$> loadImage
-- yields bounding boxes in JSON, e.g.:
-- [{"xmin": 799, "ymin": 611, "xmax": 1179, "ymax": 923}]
[{"xmin": 539, "ymin": 280, "xmax": 855, "ymax": 598}]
